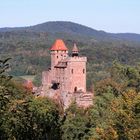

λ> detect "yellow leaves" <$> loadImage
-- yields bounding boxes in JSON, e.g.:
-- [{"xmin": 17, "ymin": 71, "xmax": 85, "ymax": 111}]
[
  {"xmin": 15, "ymin": 99, "xmax": 25, "ymax": 104},
  {"xmin": 96, "ymin": 127, "xmax": 104, "ymax": 135},
  {"xmin": 111, "ymin": 89, "xmax": 138, "ymax": 112},
  {"xmin": 8, "ymin": 99, "xmax": 25, "ymax": 113},
  {"xmin": 108, "ymin": 89, "xmax": 140, "ymax": 139},
  {"xmin": 95, "ymin": 78, "xmax": 123, "ymax": 96},
  {"xmin": 123, "ymin": 89, "xmax": 137, "ymax": 101},
  {"xmin": 90, "ymin": 88, "xmax": 140, "ymax": 140},
  {"xmin": 95, "ymin": 126, "xmax": 118, "ymax": 140},
  {"xmin": 110, "ymin": 99, "xmax": 120, "ymax": 112}
]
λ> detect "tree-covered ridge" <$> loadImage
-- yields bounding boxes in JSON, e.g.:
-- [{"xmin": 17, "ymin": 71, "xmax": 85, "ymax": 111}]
[
  {"xmin": 0, "ymin": 59, "xmax": 140, "ymax": 139},
  {"xmin": 1, "ymin": 21, "xmax": 140, "ymax": 42},
  {"xmin": 1, "ymin": 21, "xmax": 140, "ymax": 88},
  {"xmin": 1, "ymin": 31, "xmax": 140, "ymax": 88}
]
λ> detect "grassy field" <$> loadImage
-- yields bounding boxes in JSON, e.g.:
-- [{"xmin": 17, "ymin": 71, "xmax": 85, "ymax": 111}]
[{"xmin": 20, "ymin": 75, "xmax": 36, "ymax": 81}]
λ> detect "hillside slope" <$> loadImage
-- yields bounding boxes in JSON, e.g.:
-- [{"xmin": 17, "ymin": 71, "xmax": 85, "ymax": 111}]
[
  {"xmin": 0, "ymin": 21, "xmax": 140, "ymax": 42},
  {"xmin": 1, "ymin": 21, "xmax": 140, "ymax": 87}
]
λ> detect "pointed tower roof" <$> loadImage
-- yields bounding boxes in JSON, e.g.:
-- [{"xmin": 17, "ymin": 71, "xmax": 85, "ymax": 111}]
[
  {"xmin": 72, "ymin": 43, "xmax": 79, "ymax": 57},
  {"xmin": 50, "ymin": 39, "xmax": 68, "ymax": 51},
  {"xmin": 72, "ymin": 43, "xmax": 79, "ymax": 52}
]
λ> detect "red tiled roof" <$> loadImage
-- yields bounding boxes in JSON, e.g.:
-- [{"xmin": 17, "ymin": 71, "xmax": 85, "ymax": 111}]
[
  {"xmin": 55, "ymin": 62, "xmax": 67, "ymax": 68},
  {"xmin": 23, "ymin": 80, "xmax": 34, "ymax": 91},
  {"xmin": 50, "ymin": 39, "xmax": 68, "ymax": 51}
]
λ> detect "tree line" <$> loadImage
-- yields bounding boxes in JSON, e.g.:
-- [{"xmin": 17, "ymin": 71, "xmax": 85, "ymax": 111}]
[{"xmin": 0, "ymin": 59, "xmax": 140, "ymax": 140}]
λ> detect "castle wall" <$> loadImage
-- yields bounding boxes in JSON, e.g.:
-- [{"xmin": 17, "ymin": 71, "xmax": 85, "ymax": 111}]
[
  {"xmin": 42, "ymin": 71, "xmax": 52, "ymax": 86},
  {"xmin": 55, "ymin": 67, "xmax": 66, "ymax": 91},
  {"xmin": 64, "ymin": 57, "xmax": 87, "ymax": 93}
]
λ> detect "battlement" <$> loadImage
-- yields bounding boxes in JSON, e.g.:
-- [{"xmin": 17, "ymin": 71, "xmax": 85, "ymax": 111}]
[
  {"xmin": 67, "ymin": 56, "xmax": 87, "ymax": 62},
  {"xmin": 51, "ymin": 50, "xmax": 68, "ymax": 54}
]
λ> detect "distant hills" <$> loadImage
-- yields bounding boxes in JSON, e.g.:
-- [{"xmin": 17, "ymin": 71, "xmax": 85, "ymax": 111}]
[
  {"xmin": 1, "ymin": 21, "xmax": 140, "ymax": 82},
  {"xmin": 0, "ymin": 21, "xmax": 140, "ymax": 42}
]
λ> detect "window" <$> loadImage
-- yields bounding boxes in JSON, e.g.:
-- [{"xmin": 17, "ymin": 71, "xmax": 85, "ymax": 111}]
[
  {"xmin": 74, "ymin": 87, "xmax": 77, "ymax": 92},
  {"xmin": 71, "ymin": 69, "xmax": 73, "ymax": 74},
  {"xmin": 51, "ymin": 83, "xmax": 60, "ymax": 90},
  {"xmin": 83, "ymin": 69, "xmax": 85, "ymax": 74},
  {"xmin": 57, "ymin": 56, "xmax": 58, "ymax": 58}
]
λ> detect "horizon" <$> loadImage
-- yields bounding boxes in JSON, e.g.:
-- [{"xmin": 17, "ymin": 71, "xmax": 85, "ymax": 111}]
[
  {"xmin": 1, "ymin": 0, "xmax": 140, "ymax": 34},
  {"xmin": 1, "ymin": 20, "xmax": 140, "ymax": 35}
]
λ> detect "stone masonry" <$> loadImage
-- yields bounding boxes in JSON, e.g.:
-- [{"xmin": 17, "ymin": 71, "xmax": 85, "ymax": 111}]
[{"xmin": 38, "ymin": 39, "xmax": 93, "ymax": 109}]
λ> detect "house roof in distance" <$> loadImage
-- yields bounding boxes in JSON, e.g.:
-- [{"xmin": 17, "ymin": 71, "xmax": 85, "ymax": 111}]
[{"xmin": 50, "ymin": 39, "xmax": 68, "ymax": 51}]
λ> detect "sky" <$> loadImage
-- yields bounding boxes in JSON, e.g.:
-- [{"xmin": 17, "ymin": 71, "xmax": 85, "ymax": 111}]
[{"xmin": 0, "ymin": 0, "xmax": 140, "ymax": 33}]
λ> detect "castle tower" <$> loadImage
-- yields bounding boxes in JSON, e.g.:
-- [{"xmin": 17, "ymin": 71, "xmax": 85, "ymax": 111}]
[
  {"xmin": 72, "ymin": 43, "xmax": 79, "ymax": 57},
  {"xmin": 50, "ymin": 39, "xmax": 68, "ymax": 68},
  {"xmin": 65, "ymin": 43, "xmax": 87, "ymax": 93},
  {"xmin": 50, "ymin": 39, "xmax": 68, "ymax": 82}
]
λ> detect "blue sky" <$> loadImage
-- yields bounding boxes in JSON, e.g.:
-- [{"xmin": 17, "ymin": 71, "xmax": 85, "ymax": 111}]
[{"xmin": 0, "ymin": 0, "xmax": 140, "ymax": 33}]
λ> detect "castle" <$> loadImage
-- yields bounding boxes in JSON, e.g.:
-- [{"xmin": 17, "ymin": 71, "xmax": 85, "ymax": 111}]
[{"xmin": 38, "ymin": 39, "xmax": 93, "ymax": 109}]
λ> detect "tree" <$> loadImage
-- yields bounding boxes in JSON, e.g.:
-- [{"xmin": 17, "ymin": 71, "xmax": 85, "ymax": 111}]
[
  {"xmin": 3, "ymin": 97, "xmax": 61, "ymax": 140},
  {"xmin": 110, "ymin": 62, "xmax": 140, "ymax": 92},
  {"xmin": 0, "ymin": 59, "xmax": 61, "ymax": 140},
  {"xmin": 93, "ymin": 90, "xmax": 140, "ymax": 140},
  {"xmin": 61, "ymin": 102, "xmax": 92, "ymax": 140},
  {"xmin": 89, "ymin": 63, "xmax": 140, "ymax": 140}
]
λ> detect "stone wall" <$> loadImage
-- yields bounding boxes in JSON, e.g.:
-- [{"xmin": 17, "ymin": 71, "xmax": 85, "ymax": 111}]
[{"xmin": 65, "ymin": 56, "xmax": 87, "ymax": 93}]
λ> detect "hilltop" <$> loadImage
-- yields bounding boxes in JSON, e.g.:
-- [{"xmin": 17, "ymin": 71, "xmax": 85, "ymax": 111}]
[{"xmin": 0, "ymin": 21, "xmax": 140, "ymax": 42}]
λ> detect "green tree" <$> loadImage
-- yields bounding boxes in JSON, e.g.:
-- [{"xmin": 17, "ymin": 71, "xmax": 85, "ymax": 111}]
[
  {"xmin": 91, "ymin": 90, "xmax": 140, "ymax": 140},
  {"xmin": 110, "ymin": 62, "xmax": 140, "ymax": 92},
  {"xmin": 61, "ymin": 102, "xmax": 92, "ymax": 140},
  {"xmin": 0, "ymin": 59, "xmax": 61, "ymax": 140},
  {"xmin": 90, "ymin": 63, "xmax": 140, "ymax": 140},
  {"xmin": 3, "ymin": 97, "xmax": 61, "ymax": 140}
]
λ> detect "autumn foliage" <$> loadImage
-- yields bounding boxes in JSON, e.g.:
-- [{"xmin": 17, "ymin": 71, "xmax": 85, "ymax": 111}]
[{"xmin": 0, "ymin": 59, "xmax": 140, "ymax": 139}]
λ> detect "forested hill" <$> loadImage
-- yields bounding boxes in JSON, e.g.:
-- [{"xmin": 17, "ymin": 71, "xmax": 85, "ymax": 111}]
[
  {"xmin": 1, "ymin": 21, "xmax": 140, "ymax": 86},
  {"xmin": 0, "ymin": 21, "xmax": 140, "ymax": 42}
]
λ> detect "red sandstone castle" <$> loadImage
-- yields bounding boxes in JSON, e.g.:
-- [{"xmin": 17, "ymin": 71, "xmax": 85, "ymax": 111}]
[{"xmin": 38, "ymin": 39, "xmax": 93, "ymax": 109}]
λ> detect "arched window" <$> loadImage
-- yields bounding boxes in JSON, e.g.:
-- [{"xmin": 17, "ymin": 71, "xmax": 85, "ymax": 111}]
[
  {"xmin": 57, "ymin": 56, "xmax": 58, "ymax": 58},
  {"xmin": 74, "ymin": 87, "xmax": 77, "ymax": 92}
]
